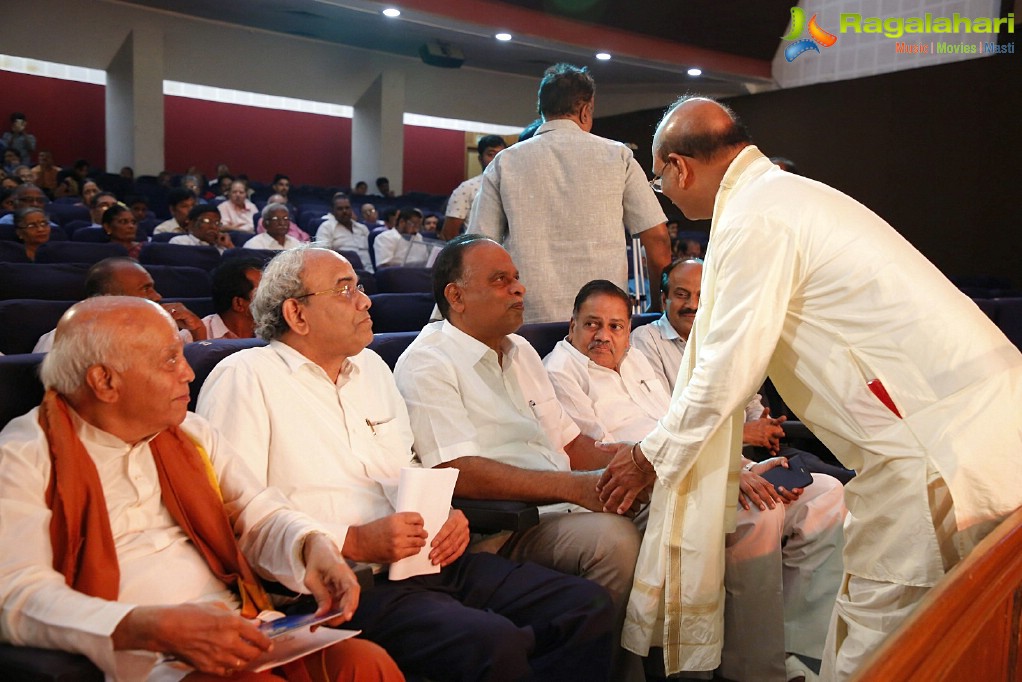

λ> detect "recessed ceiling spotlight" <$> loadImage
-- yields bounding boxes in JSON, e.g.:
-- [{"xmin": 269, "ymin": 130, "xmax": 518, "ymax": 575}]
[
  {"xmin": 687, "ymin": 67, "xmax": 702, "ymax": 77},
  {"xmin": 382, "ymin": 8, "xmax": 401, "ymax": 18},
  {"xmin": 495, "ymin": 32, "xmax": 513, "ymax": 41},
  {"xmin": 595, "ymin": 52, "xmax": 612, "ymax": 60}
]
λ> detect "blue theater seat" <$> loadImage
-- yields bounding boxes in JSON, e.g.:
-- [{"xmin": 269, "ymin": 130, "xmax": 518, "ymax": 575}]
[
  {"xmin": 368, "ymin": 292, "xmax": 434, "ymax": 333},
  {"xmin": 0, "ymin": 263, "xmax": 88, "ymax": 300},
  {"xmin": 34, "ymin": 241, "xmax": 129, "ymax": 265},
  {"xmin": 375, "ymin": 266, "xmax": 432, "ymax": 294},
  {"xmin": 140, "ymin": 242, "xmax": 221, "ymax": 271}
]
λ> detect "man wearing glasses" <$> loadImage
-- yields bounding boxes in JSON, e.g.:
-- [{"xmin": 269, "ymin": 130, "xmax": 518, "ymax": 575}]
[
  {"xmin": 197, "ymin": 246, "xmax": 617, "ymax": 681},
  {"xmin": 470, "ymin": 63, "xmax": 671, "ymax": 324},
  {"xmin": 169, "ymin": 204, "xmax": 235, "ymax": 252},
  {"xmin": 602, "ymin": 96, "xmax": 1022, "ymax": 681},
  {"xmin": 245, "ymin": 203, "xmax": 304, "ymax": 250}
]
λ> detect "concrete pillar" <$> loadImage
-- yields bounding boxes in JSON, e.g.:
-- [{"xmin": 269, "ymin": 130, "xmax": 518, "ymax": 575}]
[
  {"xmin": 351, "ymin": 71, "xmax": 405, "ymax": 195},
  {"xmin": 106, "ymin": 26, "xmax": 164, "ymax": 176}
]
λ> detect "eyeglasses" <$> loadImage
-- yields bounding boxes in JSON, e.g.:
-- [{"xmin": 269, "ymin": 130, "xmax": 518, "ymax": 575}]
[
  {"xmin": 293, "ymin": 283, "xmax": 365, "ymax": 300},
  {"xmin": 197, "ymin": 218, "xmax": 223, "ymax": 227},
  {"xmin": 649, "ymin": 153, "xmax": 693, "ymax": 194},
  {"xmin": 265, "ymin": 216, "xmax": 290, "ymax": 224},
  {"xmin": 19, "ymin": 220, "xmax": 50, "ymax": 231}
]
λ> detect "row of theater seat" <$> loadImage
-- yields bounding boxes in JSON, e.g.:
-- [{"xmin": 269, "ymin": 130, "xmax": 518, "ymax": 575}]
[
  {"xmin": 0, "ymin": 261, "xmax": 436, "ymax": 301},
  {"xmin": 0, "ymin": 293, "xmax": 436, "ymax": 355}
]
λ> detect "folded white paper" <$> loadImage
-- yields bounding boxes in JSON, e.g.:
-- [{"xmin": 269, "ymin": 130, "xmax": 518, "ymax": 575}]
[{"xmin": 388, "ymin": 466, "xmax": 459, "ymax": 581}]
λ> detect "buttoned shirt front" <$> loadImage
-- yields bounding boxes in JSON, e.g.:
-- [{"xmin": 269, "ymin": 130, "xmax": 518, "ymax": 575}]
[
  {"xmin": 544, "ymin": 339, "xmax": 669, "ymax": 443},
  {"xmin": 168, "ymin": 233, "xmax": 227, "ymax": 253},
  {"xmin": 394, "ymin": 321, "xmax": 580, "ymax": 514},
  {"xmin": 198, "ymin": 342, "xmax": 415, "ymax": 549},
  {"xmin": 0, "ymin": 410, "xmax": 326, "ymax": 680},
  {"xmin": 315, "ymin": 217, "xmax": 373, "ymax": 272},
  {"xmin": 372, "ymin": 228, "xmax": 430, "ymax": 268},
  {"xmin": 243, "ymin": 232, "xmax": 303, "ymax": 251}
]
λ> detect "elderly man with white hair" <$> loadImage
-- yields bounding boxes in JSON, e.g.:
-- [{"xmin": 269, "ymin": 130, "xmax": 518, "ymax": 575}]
[
  {"xmin": 244, "ymin": 203, "xmax": 304, "ymax": 251},
  {"xmin": 0, "ymin": 296, "xmax": 401, "ymax": 680}
]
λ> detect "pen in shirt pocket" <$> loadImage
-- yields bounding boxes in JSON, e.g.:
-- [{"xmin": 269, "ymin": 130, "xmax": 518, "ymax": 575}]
[{"xmin": 365, "ymin": 417, "xmax": 392, "ymax": 435}]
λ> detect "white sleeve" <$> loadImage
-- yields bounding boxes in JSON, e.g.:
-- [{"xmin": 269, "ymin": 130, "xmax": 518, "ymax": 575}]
[
  {"xmin": 544, "ymin": 359, "xmax": 608, "ymax": 442},
  {"xmin": 642, "ymin": 215, "xmax": 799, "ymax": 489}
]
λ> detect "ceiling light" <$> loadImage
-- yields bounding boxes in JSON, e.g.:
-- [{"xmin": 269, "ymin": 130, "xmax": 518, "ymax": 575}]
[
  {"xmin": 495, "ymin": 32, "xmax": 512, "ymax": 41},
  {"xmin": 595, "ymin": 52, "xmax": 611, "ymax": 61},
  {"xmin": 382, "ymin": 8, "xmax": 401, "ymax": 18},
  {"xmin": 687, "ymin": 67, "xmax": 702, "ymax": 77}
]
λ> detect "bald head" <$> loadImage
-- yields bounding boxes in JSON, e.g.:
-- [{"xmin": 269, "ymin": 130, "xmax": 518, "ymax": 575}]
[
  {"xmin": 651, "ymin": 97, "xmax": 752, "ymax": 221},
  {"xmin": 84, "ymin": 257, "xmax": 161, "ymax": 300},
  {"xmin": 653, "ymin": 97, "xmax": 750, "ymax": 163},
  {"xmin": 41, "ymin": 297, "xmax": 175, "ymax": 395}
]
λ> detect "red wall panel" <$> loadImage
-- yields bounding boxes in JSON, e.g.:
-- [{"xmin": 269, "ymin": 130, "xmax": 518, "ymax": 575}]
[
  {"xmin": 0, "ymin": 70, "xmax": 105, "ymax": 169},
  {"xmin": 164, "ymin": 96, "xmax": 352, "ymax": 188},
  {"xmin": 403, "ymin": 125, "xmax": 465, "ymax": 195}
]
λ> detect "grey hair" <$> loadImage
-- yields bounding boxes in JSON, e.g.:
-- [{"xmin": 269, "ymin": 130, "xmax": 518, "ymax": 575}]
[
  {"xmin": 252, "ymin": 245, "xmax": 312, "ymax": 341},
  {"xmin": 261, "ymin": 202, "xmax": 289, "ymax": 222},
  {"xmin": 39, "ymin": 300, "xmax": 140, "ymax": 394}
]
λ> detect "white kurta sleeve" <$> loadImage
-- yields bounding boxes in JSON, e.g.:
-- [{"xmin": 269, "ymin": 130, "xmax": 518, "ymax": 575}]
[
  {"xmin": 545, "ymin": 360, "xmax": 609, "ymax": 443},
  {"xmin": 642, "ymin": 215, "xmax": 800, "ymax": 490}
]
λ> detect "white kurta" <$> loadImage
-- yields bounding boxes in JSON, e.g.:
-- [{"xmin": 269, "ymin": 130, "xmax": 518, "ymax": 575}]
[
  {"xmin": 628, "ymin": 146, "xmax": 1022, "ymax": 672},
  {"xmin": 314, "ymin": 218, "xmax": 373, "ymax": 272},
  {"xmin": 0, "ymin": 410, "xmax": 329, "ymax": 681}
]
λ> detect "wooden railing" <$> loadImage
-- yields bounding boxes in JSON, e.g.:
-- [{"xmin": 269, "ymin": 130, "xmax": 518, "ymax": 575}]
[{"xmin": 851, "ymin": 506, "xmax": 1022, "ymax": 681}]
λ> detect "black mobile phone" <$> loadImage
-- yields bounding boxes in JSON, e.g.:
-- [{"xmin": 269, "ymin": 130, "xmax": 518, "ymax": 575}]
[{"xmin": 760, "ymin": 454, "xmax": 813, "ymax": 490}]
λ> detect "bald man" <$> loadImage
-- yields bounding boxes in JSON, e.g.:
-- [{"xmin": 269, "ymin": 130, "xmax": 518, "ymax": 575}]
[
  {"xmin": 0, "ymin": 297, "xmax": 399, "ymax": 680},
  {"xmin": 32, "ymin": 257, "xmax": 207, "ymax": 352},
  {"xmin": 599, "ymin": 96, "xmax": 1022, "ymax": 679}
]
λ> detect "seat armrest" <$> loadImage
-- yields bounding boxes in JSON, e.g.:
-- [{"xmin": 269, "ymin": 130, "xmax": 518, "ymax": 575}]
[
  {"xmin": 781, "ymin": 420, "xmax": 814, "ymax": 440},
  {"xmin": 452, "ymin": 498, "xmax": 540, "ymax": 534}
]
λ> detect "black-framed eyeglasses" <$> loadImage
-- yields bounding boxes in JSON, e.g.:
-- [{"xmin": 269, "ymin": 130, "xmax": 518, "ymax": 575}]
[
  {"xmin": 649, "ymin": 152, "xmax": 693, "ymax": 194},
  {"xmin": 293, "ymin": 283, "xmax": 365, "ymax": 301}
]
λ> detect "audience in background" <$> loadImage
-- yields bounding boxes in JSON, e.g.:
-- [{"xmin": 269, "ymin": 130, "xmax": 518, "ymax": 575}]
[
  {"xmin": 352, "ymin": 180, "xmax": 368, "ymax": 195},
  {"xmin": 360, "ymin": 202, "xmax": 383, "ymax": 228},
  {"xmin": 1, "ymin": 113, "xmax": 35, "ymax": 165},
  {"xmin": 169, "ymin": 203, "xmax": 234, "ymax": 252},
  {"xmin": 153, "ymin": 188, "xmax": 197, "ymax": 234},
  {"xmin": 256, "ymin": 191, "xmax": 310, "ymax": 242},
  {"xmin": 31, "ymin": 151, "xmax": 60, "ymax": 195},
  {"xmin": 440, "ymin": 133, "xmax": 507, "ymax": 240},
  {"xmin": 218, "ymin": 179, "xmax": 259, "ymax": 232},
  {"xmin": 0, "ymin": 184, "xmax": 50, "ymax": 226},
  {"xmin": 203, "ymin": 256, "xmax": 263, "ymax": 339},
  {"xmin": 245, "ymin": 203, "xmax": 302, "ymax": 251},
  {"xmin": 376, "ymin": 176, "xmax": 395, "ymax": 197},
  {"xmin": 315, "ymin": 193, "xmax": 372, "ymax": 270},
  {"xmin": 101, "ymin": 204, "xmax": 144, "ymax": 258},
  {"xmin": 32, "ymin": 257, "xmax": 208, "ymax": 352},
  {"xmin": 374, "ymin": 207, "xmax": 429, "ymax": 267},
  {"xmin": 13, "ymin": 206, "xmax": 50, "ymax": 262},
  {"xmin": 88, "ymin": 191, "xmax": 118, "ymax": 227},
  {"xmin": 79, "ymin": 179, "xmax": 100, "ymax": 208}
]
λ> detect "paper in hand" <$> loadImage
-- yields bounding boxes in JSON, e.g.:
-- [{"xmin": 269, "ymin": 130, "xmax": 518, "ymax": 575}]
[{"xmin": 388, "ymin": 466, "xmax": 459, "ymax": 581}]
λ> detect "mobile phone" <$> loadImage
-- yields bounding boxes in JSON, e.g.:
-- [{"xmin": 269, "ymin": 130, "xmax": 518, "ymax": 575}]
[{"xmin": 759, "ymin": 454, "xmax": 813, "ymax": 490}]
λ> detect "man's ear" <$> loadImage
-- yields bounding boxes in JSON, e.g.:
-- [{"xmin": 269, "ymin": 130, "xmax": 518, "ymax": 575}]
[
  {"xmin": 661, "ymin": 292, "xmax": 668, "ymax": 310},
  {"xmin": 567, "ymin": 317, "xmax": 577, "ymax": 343},
  {"xmin": 84, "ymin": 364, "xmax": 119, "ymax": 404},
  {"xmin": 281, "ymin": 298, "xmax": 308, "ymax": 336},
  {"xmin": 670, "ymin": 154, "xmax": 693, "ymax": 190},
  {"xmin": 444, "ymin": 282, "xmax": 465, "ymax": 314},
  {"xmin": 231, "ymin": 295, "xmax": 249, "ymax": 314}
]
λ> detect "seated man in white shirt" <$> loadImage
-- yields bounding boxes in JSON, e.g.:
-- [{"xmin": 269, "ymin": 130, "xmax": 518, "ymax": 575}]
[
  {"xmin": 196, "ymin": 246, "xmax": 616, "ymax": 682},
  {"xmin": 0, "ymin": 296, "xmax": 400, "ymax": 681},
  {"xmin": 544, "ymin": 279, "xmax": 846, "ymax": 682},
  {"xmin": 373, "ymin": 207, "xmax": 432, "ymax": 268},
  {"xmin": 394, "ymin": 234, "xmax": 647, "ymax": 682},
  {"xmin": 245, "ymin": 203, "xmax": 304, "ymax": 251},
  {"xmin": 202, "ymin": 256, "xmax": 263, "ymax": 339},
  {"xmin": 152, "ymin": 188, "xmax": 196, "ymax": 235},
  {"xmin": 169, "ymin": 204, "xmax": 234, "ymax": 253},
  {"xmin": 631, "ymin": 259, "xmax": 855, "ymax": 483},
  {"xmin": 315, "ymin": 193, "xmax": 373, "ymax": 271},
  {"xmin": 33, "ymin": 257, "xmax": 207, "ymax": 352}
]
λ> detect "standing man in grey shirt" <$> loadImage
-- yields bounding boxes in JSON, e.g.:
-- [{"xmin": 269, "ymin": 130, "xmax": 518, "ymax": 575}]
[{"xmin": 470, "ymin": 63, "xmax": 672, "ymax": 324}]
